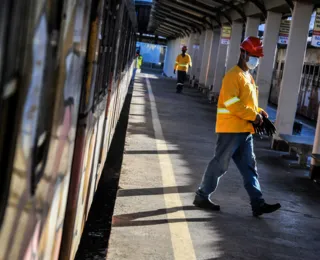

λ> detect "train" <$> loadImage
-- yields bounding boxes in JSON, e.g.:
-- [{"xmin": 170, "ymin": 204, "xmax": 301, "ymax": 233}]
[{"xmin": 0, "ymin": 0, "xmax": 137, "ymax": 259}]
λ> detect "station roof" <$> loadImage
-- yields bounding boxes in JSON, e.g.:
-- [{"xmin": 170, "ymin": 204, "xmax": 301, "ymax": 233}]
[
  {"xmin": 133, "ymin": 0, "xmax": 320, "ymax": 40},
  {"xmin": 147, "ymin": 0, "xmax": 294, "ymax": 39}
]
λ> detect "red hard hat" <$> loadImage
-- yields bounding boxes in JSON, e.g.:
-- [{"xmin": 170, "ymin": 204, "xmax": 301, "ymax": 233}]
[
  {"xmin": 240, "ymin": 36, "xmax": 264, "ymax": 57},
  {"xmin": 182, "ymin": 45, "xmax": 187, "ymax": 51}
]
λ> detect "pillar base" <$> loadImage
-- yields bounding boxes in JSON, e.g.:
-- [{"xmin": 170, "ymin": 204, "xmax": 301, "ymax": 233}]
[
  {"xmin": 271, "ymin": 138, "xmax": 290, "ymax": 152},
  {"xmin": 310, "ymin": 165, "xmax": 320, "ymax": 180}
]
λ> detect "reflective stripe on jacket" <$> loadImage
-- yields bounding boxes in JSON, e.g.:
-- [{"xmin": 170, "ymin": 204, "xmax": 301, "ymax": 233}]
[
  {"xmin": 216, "ymin": 65, "xmax": 264, "ymax": 133},
  {"xmin": 174, "ymin": 54, "xmax": 192, "ymax": 72}
]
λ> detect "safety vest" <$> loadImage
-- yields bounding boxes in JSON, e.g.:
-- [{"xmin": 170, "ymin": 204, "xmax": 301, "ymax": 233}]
[
  {"xmin": 174, "ymin": 54, "xmax": 192, "ymax": 72},
  {"xmin": 216, "ymin": 65, "xmax": 264, "ymax": 133},
  {"xmin": 136, "ymin": 55, "xmax": 143, "ymax": 69}
]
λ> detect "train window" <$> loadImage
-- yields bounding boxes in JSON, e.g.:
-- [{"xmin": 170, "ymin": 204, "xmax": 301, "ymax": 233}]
[
  {"xmin": 122, "ymin": 20, "xmax": 130, "ymax": 72},
  {"xmin": 116, "ymin": 11, "xmax": 127, "ymax": 76},
  {"xmin": 305, "ymin": 64, "xmax": 310, "ymax": 74},
  {"xmin": 101, "ymin": 1, "xmax": 114, "ymax": 91},
  {"xmin": 315, "ymin": 66, "xmax": 319, "ymax": 76},
  {"xmin": 94, "ymin": 0, "xmax": 109, "ymax": 100},
  {"xmin": 280, "ymin": 62, "xmax": 284, "ymax": 71},
  {"xmin": 104, "ymin": 0, "xmax": 118, "ymax": 86},
  {"xmin": 310, "ymin": 65, "xmax": 314, "ymax": 75}
]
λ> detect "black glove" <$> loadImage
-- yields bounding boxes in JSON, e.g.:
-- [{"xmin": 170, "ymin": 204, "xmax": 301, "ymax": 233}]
[{"xmin": 252, "ymin": 115, "xmax": 276, "ymax": 137}]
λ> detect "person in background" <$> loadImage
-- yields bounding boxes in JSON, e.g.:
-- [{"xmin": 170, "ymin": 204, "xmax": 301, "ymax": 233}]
[
  {"xmin": 136, "ymin": 50, "xmax": 143, "ymax": 72},
  {"xmin": 193, "ymin": 36, "xmax": 281, "ymax": 217},
  {"xmin": 174, "ymin": 46, "xmax": 192, "ymax": 93}
]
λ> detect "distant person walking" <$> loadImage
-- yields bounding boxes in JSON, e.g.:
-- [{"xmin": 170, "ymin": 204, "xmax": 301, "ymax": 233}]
[
  {"xmin": 174, "ymin": 46, "xmax": 192, "ymax": 93},
  {"xmin": 136, "ymin": 50, "xmax": 143, "ymax": 72}
]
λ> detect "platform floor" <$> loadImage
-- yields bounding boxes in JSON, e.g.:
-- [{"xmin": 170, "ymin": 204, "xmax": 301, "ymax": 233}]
[{"xmin": 107, "ymin": 72, "xmax": 320, "ymax": 260}]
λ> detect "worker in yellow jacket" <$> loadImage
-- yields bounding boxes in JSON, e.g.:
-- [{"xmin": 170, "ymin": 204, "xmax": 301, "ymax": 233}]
[
  {"xmin": 193, "ymin": 36, "xmax": 281, "ymax": 217},
  {"xmin": 136, "ymin": 50, "xmax": 143, "ymax": 71},
  {"xmin": 174, "ymin": 46, "xmax": 192, "ymax": 93}
]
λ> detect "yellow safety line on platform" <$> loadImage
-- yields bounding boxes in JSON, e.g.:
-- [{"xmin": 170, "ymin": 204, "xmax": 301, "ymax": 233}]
[{"xmin": 146, "ymin": 76, "xmax": 196, "ymax": 260}]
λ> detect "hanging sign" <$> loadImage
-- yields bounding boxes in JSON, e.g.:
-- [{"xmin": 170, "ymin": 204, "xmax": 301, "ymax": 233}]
[
  {"xmin": 311, "ymin": 8, "xmax": 320, "ymax": 47},
  {"xmin": 221, "ymin": 26, "xmax": 231, "ymax": 45},
  {"xmin": 278, "ymin": 19, "xmax": 291, "ymax": 44}
]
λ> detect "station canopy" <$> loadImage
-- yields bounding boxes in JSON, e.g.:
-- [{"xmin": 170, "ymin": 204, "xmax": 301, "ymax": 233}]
[{"xmin": 135, "ymin": 0, "xmax": 300, "ymax": 40}]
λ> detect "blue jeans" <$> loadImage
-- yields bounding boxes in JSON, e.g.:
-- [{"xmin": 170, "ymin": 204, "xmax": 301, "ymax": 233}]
[{"xmin": 196, "ymin": 133, "xmax": 265, "ymax": 208}]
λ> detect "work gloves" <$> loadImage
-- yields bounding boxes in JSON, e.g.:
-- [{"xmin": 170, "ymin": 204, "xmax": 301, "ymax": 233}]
[{"xmin": 252, "ymin": 114, "xmax": 277, "ymax": 137}]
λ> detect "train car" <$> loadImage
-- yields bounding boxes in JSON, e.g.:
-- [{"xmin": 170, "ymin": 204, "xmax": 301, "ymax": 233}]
[
  {"xmin": 0, "ymin": 0, "xmax": 137, "ymax": 259},
  {"xmin": 269, "ymin": 46, "xmax": 320, "ymax": 121}
]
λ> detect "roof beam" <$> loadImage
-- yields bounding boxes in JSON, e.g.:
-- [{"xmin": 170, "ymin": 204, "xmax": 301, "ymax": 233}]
[
  {"xmin": 161, "ymin": 23, "xmax": 192, "ymax": 35},
  {"xmin": 153, "ymin": 12, "xmax": 202, "ymax": 33},
  {"xmin": 162, "ymin": 22, "xmax": 192, "ymax": 35},
  {"xmin": 156, "ymin": 6, "xmax": 212, "ymax": 29},
  {"xmin": 249, "ymin": 0, "xmax": 267, "ymax": 18},
  {"xmin": 285, "ymin": 0, "xmax": 294, "ymax": 11},
  {"xmin": 152, "ymin": 16, "xmax": 192, "ymax": 36},
  {"xmin": 157, "ymin": 28, "xmax": 181, "ymax": 37},
  {"xmin": 173, "ymin": 0, "xmax": 218, "ymax": 16},
  {"xmin": 157, "ymin": 6, "xmax": 204, "ymax": 24},
  {"xmin": 156, "ymin": 8, "xmax": 202, "ymax": 25},
  {"xmin": 155, "ymin": 29, "xmax": 171, "ymax": 36},
  {"xmin": 210, "ymin": 0, "xmax": 246, "ymax": 21},
  {"xmin": 159, "ymin": 0, "xmax": 222, "ymax": 29},
  {"xmin": 175, "ymin": 0, "xmax": 232, "ymax": 24},
  {"xmin": 152, "ymin": 13, "xmax": 192, "ymax": 29},
  {"xmin": 159, "ymin": 25, "xmax": 185, "ymax": 35}
]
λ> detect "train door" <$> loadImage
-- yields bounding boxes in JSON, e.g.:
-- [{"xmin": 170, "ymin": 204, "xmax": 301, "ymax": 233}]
[
  {"xmin": 37, "ymin": 0, "xmax": 93, "ymax": 258},
  {"xmin": 59, "ymin": 0, "xmax": 110, "ymax": 258}
]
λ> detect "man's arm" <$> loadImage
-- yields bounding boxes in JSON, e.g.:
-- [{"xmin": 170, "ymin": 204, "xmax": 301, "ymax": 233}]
[
  {"xmin": 174, "ymin": 55, "xmax": 179, "ymax": 71},
  {"xmin": 220, "ymin": 74, "xmax": 258, "ymax": 121}
]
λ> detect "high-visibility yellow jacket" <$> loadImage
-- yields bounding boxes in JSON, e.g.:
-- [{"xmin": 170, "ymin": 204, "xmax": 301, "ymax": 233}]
[
  {"xmin": 216, "ymin": 65, "xmax": 264, "ymax": 133},
  {"xmin": 174, "ymin": 54, "xmax": 192, "ymax": 72},
  {"xmin": 136, "ymin": 55, "xmax": 143, "ymax": 69}
]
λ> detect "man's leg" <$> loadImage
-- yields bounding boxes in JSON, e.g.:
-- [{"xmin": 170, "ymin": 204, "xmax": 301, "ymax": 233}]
[
  {"xmin": 176, "ymin": 71, "xmax": 183, "ymax": 93},
  {"xmin": 232, "ymin": 134, "xmax": 281, "ymax": 216},
  {"xmin": 180, "ymin": 71, "xmax": 187, "ymax": 92},
  {"xmin": 194, "ymin": 134, "xmax": 242, "ymax": 210}
]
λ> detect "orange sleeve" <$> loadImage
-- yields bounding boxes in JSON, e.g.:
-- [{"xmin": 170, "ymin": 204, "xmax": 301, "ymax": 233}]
[{"xmin": 174, "ymin": 55, "xmax": 179, "ymax": 70}]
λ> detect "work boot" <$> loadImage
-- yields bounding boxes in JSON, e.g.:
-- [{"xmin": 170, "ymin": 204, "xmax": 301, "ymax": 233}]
[
  {"xmin": 193, "ymin": 194, "xmax": 220, "ymax": 211},
  {"xmin": 252, "ymin": 202, "xmax": 281, "ymax": 217}
]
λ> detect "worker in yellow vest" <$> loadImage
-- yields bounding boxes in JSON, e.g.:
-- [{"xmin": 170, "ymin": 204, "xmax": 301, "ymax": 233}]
[
  {"xmin": 193, "ymin": 36, "xmax": 281, "ymax": 217},
  {"xmin": 136, "ymin": 50, "xmax": 143, "ymax": 72},
  {"xmin": 174, "ymin": 46, "xmax": 192, "ymax": 93}
]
